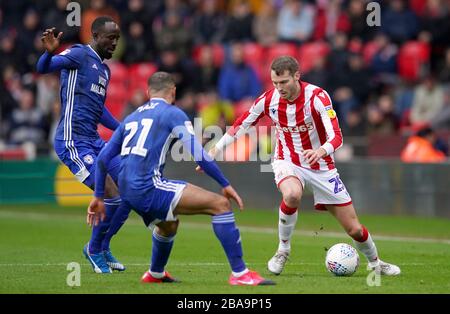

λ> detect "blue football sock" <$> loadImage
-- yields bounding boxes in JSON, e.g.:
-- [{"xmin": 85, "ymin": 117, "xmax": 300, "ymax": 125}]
[
  {"xmin": 150, "ymin": 230, "xmax": 175, "ymax": 273},
  {"xmin": 101, "ymin": 201, "xmax": 130, "ymax": 252},
  {"xmin": 88, "ymin": 197, "xmax": 120, "ymax": 254},
  {"xmin": 212, "ymin": 212, "xmax": 246, "ymax": 273}
]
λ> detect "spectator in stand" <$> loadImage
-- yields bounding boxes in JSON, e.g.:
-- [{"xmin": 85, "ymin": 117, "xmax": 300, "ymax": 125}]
[
  {"xmin": 438, "ymin": 48, "xmax": 450, "ymax": 84},
  {"xmin": 252, "ymin": 0, "xmax": 278, "ymax": 47},
  {"xmin": 18, "ymin": 9, "xmax": 42, "ymax": 74},
  {"xmin": 401, "ymin": 127, "xmax": 446, "ymax": 163},
  {"xmin": 347, "ymin": 0, "xmax": 374, "ymax": 41},
  {"xmin": 7, "ymin": 88, "xmax": 47, "ymax": 147},
  {"xmin": 410, "ymin": 74, "xmax": 445, "ymax": 127},
  {"xmin": 218, "ymin": 42, "xmax": 262, "ymax": 103},
  {"xmin": 120, "ymin": 0, "xmax": 155, "ymax": 59},
  {"xmin": 366, "ymin": 96, "xmax": 398, "ymax": 136},
  {"xmin": 0, "ymin": 32, "xmax": 25, "ymax": 74},
  {"xmin": 192, "ymin": 45, "xmax": 220, "ymax": 93},
  {"xmin": 381, "ymin": 0, "xmax": 419, "ymax": 44},
  {"xmin": 277, "ymin": 0, "xmax": 315, "ymax": 44},
  {"xmin": 330, "ymin": 53, "xmax": 370, "ymax": 126},
  {"xmin": 419, "ymin": 0, "xmax": 450, "ymax": 65},
  {"xmin": 192, "ymin": 0, "xmax": 226, "ymax": 44},
  {"xmin": 222, "ymin": 0, "xmax": 254, "ymax": 42},
  {"xmin": 157, "ymin": 48, "xmax": 194, "ymax": 97},
  {"xmin": 199, "ymin": 89, "xmax": 234, "ymax": 132},
  {"xmin": 122, "ymin": 21, "xmax": 151, "ymax": 64},
  {"xmin": 122, "ymin": 89, "xmax": 147, "ymax": 119},
  {"xmin": 313, "ymin": 0, "xmax": 350, "ymax": 41},
  {"xmin": 302, "ymin": 55, "xmax": 329, "ymax": 90},
  {"xmin": 43, "ymin": 0, "xmax": 80, "ymax": 43},
  {"xmin": 328, "ymin": 32, "xmax": 350, "ymax": 75},
  {"xmin": 370, "ymin": 33, "xmax": 398, "ymax": 85},
  {"xmin": 154, "ymin": 11, "xmax": 192, "ymax": 59},
  {"xmin": 177, "ymin": 89, "xmax": 198, "ymax": 123}
]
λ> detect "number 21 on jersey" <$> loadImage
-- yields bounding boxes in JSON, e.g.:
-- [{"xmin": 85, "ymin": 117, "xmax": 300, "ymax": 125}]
[{"xmin": 121, "ymin": 119, "xmax": 153, "ymax": 157}]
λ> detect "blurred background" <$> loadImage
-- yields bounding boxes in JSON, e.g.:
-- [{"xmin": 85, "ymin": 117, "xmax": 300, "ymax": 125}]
[{"xmin": 0, "ymin": 0, "xmax": 449, "ymax": 216}]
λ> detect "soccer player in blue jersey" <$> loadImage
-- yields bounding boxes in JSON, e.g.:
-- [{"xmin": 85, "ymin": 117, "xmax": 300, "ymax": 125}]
[
  {"xmin": 87, "ymin": 72, "xmax": 275, "ymax": 285},
  {"xmin": 36, "ymin": 16, "xmax": 128, "ymax": 273}
]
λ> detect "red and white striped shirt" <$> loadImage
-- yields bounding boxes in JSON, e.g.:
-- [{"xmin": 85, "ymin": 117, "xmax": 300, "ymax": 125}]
[{"xmin": 217, "ymin": 81, "xmax": 343, "ymax": 171}]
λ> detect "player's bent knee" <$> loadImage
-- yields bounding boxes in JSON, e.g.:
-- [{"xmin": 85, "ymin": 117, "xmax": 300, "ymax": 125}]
[
  {"xmin": 347, "ymin": 225, "xmax": 363, "ymax": 240},
  {"xmin": 213, "ymin": 196, "xmax": 231, "ymax": 215},
  {"xmin": 283, "ymin": 191, "xmax": 301, "ymax": 208},
  {"xmin": 156, "ymin": 220, "xmax": 179, "ymax": 237}
]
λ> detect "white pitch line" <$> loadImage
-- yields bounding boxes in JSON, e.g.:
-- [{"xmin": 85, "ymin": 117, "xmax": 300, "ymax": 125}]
[{"xmin": 1, "ymin": 210, "xmax": 449, "ymax": 245}]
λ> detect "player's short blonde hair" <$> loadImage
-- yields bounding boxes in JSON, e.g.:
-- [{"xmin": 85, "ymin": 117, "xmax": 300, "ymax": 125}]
[{"xmin": 271, "ymin": 56, "xmax": 299, "ymax": 76}]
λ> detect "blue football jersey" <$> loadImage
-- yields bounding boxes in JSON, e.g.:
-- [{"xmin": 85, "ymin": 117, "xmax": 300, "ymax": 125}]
[
  {"xmin": 55, "ymin": 44, "xmax": 111, "ymax": 140},
  {"xmin": 94, "ymin": 98, "xmax": 229, "ymax": 198},
  {"xmin": 112, "ymin": 98, "xmax": 192, "ymax": 193}
]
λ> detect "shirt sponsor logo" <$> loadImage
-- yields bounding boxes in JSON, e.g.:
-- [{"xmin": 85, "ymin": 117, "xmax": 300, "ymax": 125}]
[{"xmin": 277, "ymin": 122, "xmax": 314, "ymax": 133}]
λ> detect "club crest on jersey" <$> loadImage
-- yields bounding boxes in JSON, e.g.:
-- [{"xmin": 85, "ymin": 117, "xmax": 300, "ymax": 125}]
[
  {"xmin": 83, "ymin": 154, "xmax": 94, "ymax": 165},
  {"xmin": 92, "ymin": 63, "xmax": 98, "ymax": 70}
]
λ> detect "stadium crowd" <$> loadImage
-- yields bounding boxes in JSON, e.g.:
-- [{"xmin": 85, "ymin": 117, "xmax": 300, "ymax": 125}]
[{"xmin": 0, "ymin": 0, "xmax": 449, "ymax": 160}]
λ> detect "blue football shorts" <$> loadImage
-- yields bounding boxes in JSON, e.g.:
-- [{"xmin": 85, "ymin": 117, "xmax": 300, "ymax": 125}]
[
  {"xmin": 54, "ymin": 138, "xmax": 121, "ymax": 188},
  {"xmin": 122, "ymin": 177, "xmax": 187, "ymax": 228}
]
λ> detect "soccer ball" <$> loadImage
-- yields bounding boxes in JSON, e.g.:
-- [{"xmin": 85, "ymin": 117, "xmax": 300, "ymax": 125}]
[{"xmin": 325, "ymin": 243, "xmax": 360, "ymax": 276}]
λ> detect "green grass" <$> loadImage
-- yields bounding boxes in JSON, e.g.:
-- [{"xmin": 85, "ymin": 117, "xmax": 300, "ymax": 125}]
[{"xmin": 0, "ymin": 204, "xmax": 449, "ymax": 294}]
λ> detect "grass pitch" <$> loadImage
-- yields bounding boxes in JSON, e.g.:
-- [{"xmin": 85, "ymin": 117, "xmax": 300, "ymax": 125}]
[{"xmin": 0, "ymin": 204, "xmax": 449, "ymax": 294}]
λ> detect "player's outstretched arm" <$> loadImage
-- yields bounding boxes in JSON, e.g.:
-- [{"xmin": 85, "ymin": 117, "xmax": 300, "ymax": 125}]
[{"xmin": 36, "ymin": 29, "xmax": 84, "ymax": 73}]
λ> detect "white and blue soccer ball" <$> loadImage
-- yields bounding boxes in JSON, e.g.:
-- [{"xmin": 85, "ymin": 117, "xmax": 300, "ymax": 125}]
[{"xmin": 325, "ymin": 243, "xmax": 360, "ymax": 276}]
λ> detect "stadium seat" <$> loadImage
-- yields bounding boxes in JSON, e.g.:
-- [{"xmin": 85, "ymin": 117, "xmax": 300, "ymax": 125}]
[
  {"xmin": 266, "ymin": 43, "xmax": 298, "ymax": 62},
  {"xmin": 106, "ymin": 82, "xmax": 129, "ymax": 106},
  {"xmin": 128, "ymin": 62, "xmax": 157, "ymax": 93},
  {"xmin": 398, "ymin": 41, "xmax": 430, "ymax": 81},
  {"xmin": 362, "ymin": 40, "xmax": 380, "ymax": 65},
  {"xmin": 298, "ymin": 41, "xmax": 330, "ymax": 73},
  {"xmin": 106, "ymin": 61, "xmax": 128, "ymax": 84},
  {"xmin": 242, "ymin": 42, "xmax": 265, "ymax": 66},
  {"xmin": 192, "ymin": 44, "xmax": 225, "ymax": 67},
  {"xmin": 105, "ymin": 102, "xmax": 125, "ymax": 119}
]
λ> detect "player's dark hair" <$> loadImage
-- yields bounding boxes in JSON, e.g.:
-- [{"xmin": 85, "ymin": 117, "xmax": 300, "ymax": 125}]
[
  {"xmin": 91, "ymin": 16, "xmax": 116, "ymax": 34},
  {"xmin": 148, "ymin": 72, "xmax": 175, "ymax": 92},
  {"xmin": 271, "ymin": 56, "xmax": 299, "ymax": 76}
]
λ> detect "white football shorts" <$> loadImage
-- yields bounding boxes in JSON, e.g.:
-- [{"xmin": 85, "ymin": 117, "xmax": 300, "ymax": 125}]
[{"xmin": 272, "ymin": 159, "xmax": 352, "ymax": 210}]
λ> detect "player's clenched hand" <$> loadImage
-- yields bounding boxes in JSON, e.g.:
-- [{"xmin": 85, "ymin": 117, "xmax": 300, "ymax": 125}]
[
  {"xmin": 195, "ymin": 147, "xmax": 217, "ymax": 173},
  {"xmin": 87, "ymin": 197, "xmax": 106, "ymax": 227},
  {"xmin": 41, "ymin": 27, "xmax": 63, "ymax": 54},
  {"xmin": 302, "ymin": 148, "xmax": 327, "ymax": 166},
  {"xmin": 222, "ymin": 185, "xmax": 244, "ymax": 211}
]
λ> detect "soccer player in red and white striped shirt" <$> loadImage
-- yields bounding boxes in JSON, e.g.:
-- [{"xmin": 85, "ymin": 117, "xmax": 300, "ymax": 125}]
[{"xmin": 206, "ymin": 56, "xmax": 400, "ymax": 276}]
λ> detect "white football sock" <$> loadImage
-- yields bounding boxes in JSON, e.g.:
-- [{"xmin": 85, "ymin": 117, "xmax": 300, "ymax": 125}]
[
  {"xmin": 353, "ymin": 233, "xmax": 378, "ymax": 263},
  {"xmin": 278, "ymin": 209, "xmax": 298, "ymax": 252}
]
